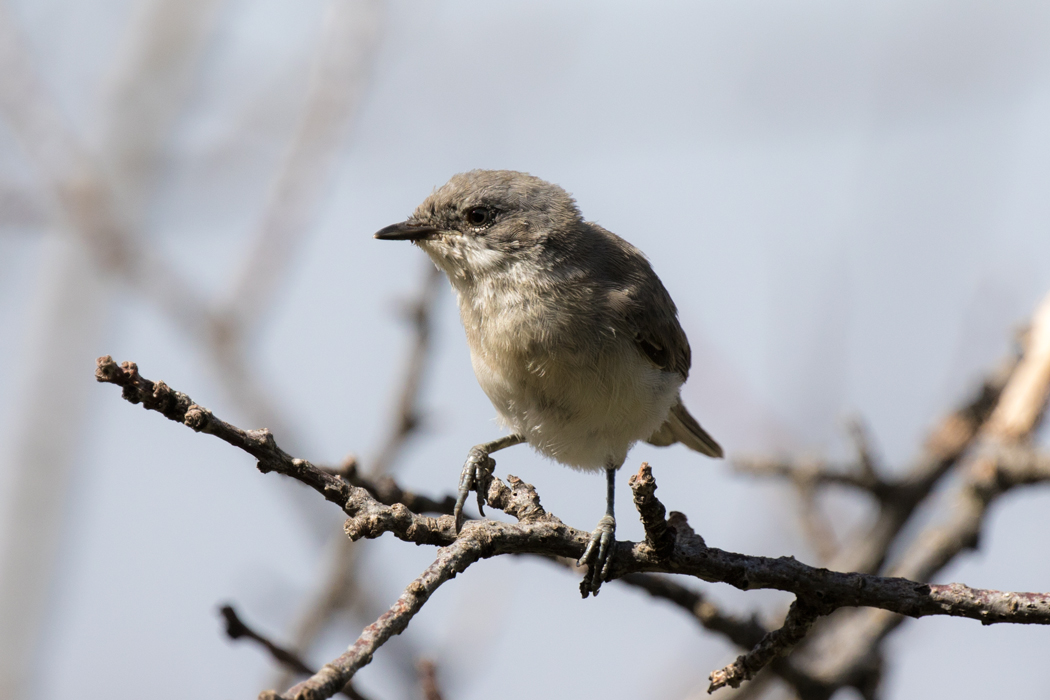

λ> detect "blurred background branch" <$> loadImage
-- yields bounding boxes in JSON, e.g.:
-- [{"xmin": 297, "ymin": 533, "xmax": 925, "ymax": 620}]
[
  {"xmin": 728, "ymin": 290, "xmax": 1050, "ymax": 699},
  {"xmin": 0, "ymin": 0, "xmax": 385, "ymax": 697}
]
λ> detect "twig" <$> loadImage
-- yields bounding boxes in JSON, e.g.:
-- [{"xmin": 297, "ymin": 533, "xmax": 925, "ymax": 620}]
[
  {"xmin": 221, "ymin": 605, "xmax": 315, "ymax": 676},
  {"xmin": 260, "ymin": 537, "xmax": 481, "ymax": 700},
  {"xmin": 846, "ymin": 418, "xmax": 880, "ymax": 484},
  {"xmin": 220, "ymin": 605, "xmax": 369, "ymax": 700},
  {"xmin": 628, "ymin": 463, "xmax": 677, "ymax": 559},
  {"xmin": 95, "ymin": 356, "xmax": 1050, "ymax": 700},
  {"xmin": 794, "ymin": 475, "xmax": 838, "ymax": 563},
  {"xmin": 708, "ymin": 598, "xmax": 827, "ymax": 693}
]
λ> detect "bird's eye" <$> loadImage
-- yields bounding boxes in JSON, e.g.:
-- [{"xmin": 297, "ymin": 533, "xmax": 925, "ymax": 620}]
[{"xmin": 465, "ymin": 206, "xmax": 495, "ymax": 228}]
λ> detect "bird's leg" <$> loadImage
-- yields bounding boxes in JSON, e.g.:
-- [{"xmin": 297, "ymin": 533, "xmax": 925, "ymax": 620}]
[
  {"xmin": 454, "ymin": 433, "xmax": 525, "ymax": 532},
  {"xmin": 578, "ymin": 465, "xmax": 618, "ymax": 597}
]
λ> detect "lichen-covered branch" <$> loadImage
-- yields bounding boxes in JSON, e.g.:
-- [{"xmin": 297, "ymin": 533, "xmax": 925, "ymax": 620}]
[{"xmin": 628, "ymin": 463, "xmax": 677, "ymax": 559}]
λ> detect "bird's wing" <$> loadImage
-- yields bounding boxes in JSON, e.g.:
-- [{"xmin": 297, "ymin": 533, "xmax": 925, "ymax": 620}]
[
  {"xmin": 605, "ymin": 272, "xmax": 691, "ymax": 380},
  {"xmin": 588, "ymin": 223, "xmax": 692, "ymax": 380},
  {"xmin": 633, "ymin": 311, "xmax": 691, "ymax": 379}
]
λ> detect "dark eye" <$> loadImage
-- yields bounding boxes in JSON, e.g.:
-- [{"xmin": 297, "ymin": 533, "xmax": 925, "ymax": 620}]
[{"xmin": 465, "ymin": 206, "xmax": 495, "ymax": 228}]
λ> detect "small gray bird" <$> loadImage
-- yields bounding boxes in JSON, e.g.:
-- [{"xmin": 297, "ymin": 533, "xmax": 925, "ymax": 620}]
[{"xmin": 374, "ymin": 170, "xmax": 722, "ymax": 596}]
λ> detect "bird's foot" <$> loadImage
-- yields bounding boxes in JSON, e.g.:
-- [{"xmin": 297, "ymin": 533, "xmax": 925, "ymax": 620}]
[
  {"xmin": 454, "ymin": 446, "xmax": 496, "ymax": 532},
  {"xmin": 578, "ymin": 514, "xmax": 616, "ymax": 598}
]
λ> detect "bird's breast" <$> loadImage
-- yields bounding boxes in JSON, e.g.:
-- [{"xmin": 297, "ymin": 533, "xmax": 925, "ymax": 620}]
[{"xmin": 455, "ymin": 283, "xmax": 681, "ymax": 470}]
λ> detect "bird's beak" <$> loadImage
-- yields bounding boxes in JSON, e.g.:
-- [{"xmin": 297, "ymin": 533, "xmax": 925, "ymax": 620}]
[{"xmin": 373, "ymin": 221, "xmax": 441, "ymax": 241}]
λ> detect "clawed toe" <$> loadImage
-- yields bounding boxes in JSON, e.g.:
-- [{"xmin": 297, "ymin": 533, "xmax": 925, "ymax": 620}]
[
  {"xmin": 578, "ymin": 515, "xmax": 616, "ymax": 597},
  {"xmin": 454, "ymin": 448, "xmax": 495, "ymax": 532}
]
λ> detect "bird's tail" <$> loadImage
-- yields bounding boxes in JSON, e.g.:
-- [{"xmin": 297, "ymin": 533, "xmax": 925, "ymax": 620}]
[{"xmin": 646, "ymin": 397, "xmax": 723, "ymax": 458}]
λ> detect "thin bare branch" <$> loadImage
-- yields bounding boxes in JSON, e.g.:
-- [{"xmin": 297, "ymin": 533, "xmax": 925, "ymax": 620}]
[
  {"xmin": 708, "ymin": 598, "xmax": 827, "ymax": 693},
  {"xmin": 221, "ymin": 605, "xmax": 315, "ymax": 676},
  {"xmin": 828, "ymin": 349, "xmax": 1021, "ymax": 576},
  {"xmin": 846, "ymin": 418, "xmax": 881, "ymax": 484},
  {"xmin": 628, "ymin": 462, "xmax": 677, "ymax": 559},
  {"xmin": 220, "ymin": 605, "xmax": 370, "ymax": 700},
  {"xmin": 734, "ymin": 457, "xmax": 879, "ymax": 494},
  {"xmin": 738, "ymin": 344, "xmax": 1021, "ymax": 578},
  {"xmin": 261, "ymin": 537, "xmax": 481, "ymax": 700},
  {"xmin": 330, "ymin": 456, "xmax": 457, "ymax": 516},
  {"xmin": 794, "ymin": 476, "xmax": 838, "ymax": 564}
]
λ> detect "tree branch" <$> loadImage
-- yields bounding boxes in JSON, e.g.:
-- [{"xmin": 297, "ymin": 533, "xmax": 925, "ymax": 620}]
[
  {"xmin": 329, "ymin": 456, "xmax": 457, "ymax": 516},
  {"xmin": 95, "ymin": 356, "xmax": 1050, "ymax": 700}
]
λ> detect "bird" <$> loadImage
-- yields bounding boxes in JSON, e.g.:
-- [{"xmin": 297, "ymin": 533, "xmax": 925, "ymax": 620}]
[{"xmin": 374, "ymin": 170, "xmax": 722, "ymax": 596}]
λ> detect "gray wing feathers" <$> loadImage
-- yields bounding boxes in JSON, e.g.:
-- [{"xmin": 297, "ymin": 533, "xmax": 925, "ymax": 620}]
[
  {"xmin": 586, "ymin": 223, "xmax": 720, "ymax": 457},
  {"xmin": 590, "ymin": 223, "xmax": 691, "ymax": 380},
  {"xmin": 634, "ymin": 319, "xmax": 691, "ymax": 380},
  {"xmin": 646, "ymin": 397, "xmax": 723, "ymax": 458}
]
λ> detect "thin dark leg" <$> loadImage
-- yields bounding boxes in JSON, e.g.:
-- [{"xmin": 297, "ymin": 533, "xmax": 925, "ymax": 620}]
[
  {"xmin": 454, "ymin": 433, "xmax": 525, "ymax": 531},
  {"xmin": 578, "ymin": 464, "xmax": 618, "ymax": 598}
]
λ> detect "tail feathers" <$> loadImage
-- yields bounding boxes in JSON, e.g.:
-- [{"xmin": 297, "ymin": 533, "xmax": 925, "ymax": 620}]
[{"xmin": 646, "ymin": 399, "xmax": 723, "ymax": 458}]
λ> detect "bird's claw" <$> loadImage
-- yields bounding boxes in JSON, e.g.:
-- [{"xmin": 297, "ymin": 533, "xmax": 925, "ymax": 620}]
[
  {"xmin": 454, "ymin": 446, "xmax": 496, "ymax": 532},
  {"xmin": 578, "ymin": 514, "xmax": 616, "ymax": 597}
]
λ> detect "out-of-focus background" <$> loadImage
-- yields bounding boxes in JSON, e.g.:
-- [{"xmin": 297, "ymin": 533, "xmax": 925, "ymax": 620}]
[{"xmin": 1, "ymin": 1, "xmax": 1049, "ymax": 698}]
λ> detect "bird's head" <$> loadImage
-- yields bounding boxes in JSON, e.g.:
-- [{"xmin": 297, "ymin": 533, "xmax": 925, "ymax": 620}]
[{"xmin": 374, "ymin": 170, "xmax": 583, "ymax": 284}]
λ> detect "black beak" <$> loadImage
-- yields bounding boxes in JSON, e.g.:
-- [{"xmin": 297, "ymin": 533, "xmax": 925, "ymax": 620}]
[{"xmin": 373, "ymin": 221, "xmax": 440, "ymax": 241}]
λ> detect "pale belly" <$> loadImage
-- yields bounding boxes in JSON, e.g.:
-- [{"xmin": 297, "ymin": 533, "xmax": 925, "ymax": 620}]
[{"xmin": 469, "ymin": 341, "xmax": 682, "ymax": 471}]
